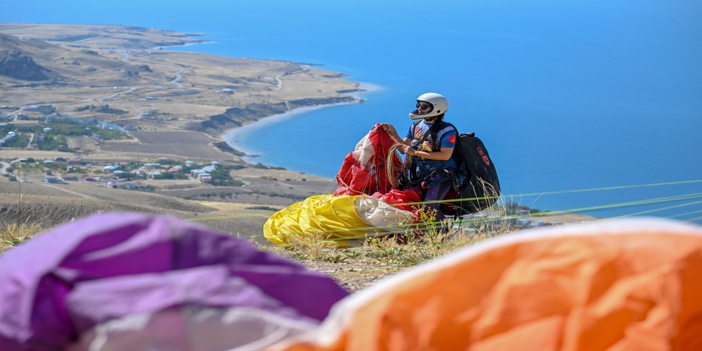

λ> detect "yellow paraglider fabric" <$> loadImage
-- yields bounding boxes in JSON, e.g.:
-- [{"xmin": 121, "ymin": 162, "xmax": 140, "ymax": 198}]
[{"xmin": 264, "ymin": 194, "xmax": 370, "ymax": 247}]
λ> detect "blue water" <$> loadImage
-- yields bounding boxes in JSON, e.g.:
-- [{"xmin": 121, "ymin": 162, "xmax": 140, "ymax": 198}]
[{"xmin": 3, "ymin": 0, "xmax": 701, "ymax": 220}]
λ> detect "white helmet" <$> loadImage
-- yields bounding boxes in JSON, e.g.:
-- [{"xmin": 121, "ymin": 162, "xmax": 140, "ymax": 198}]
[{"xmin": 409, "ymin": 92, "xmax": 449, "ymax": 120}]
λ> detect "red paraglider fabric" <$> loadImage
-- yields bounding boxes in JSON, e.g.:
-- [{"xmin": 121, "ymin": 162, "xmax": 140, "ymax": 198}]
[
  {"xmin": 372, "ymin": 188, "xmax": 423, "ymax": 213},
  {"xmin": 334, "ymin": 124, "xmax": 405, "ymax": 198}
]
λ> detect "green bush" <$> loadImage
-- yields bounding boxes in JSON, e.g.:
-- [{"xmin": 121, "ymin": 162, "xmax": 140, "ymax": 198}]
[
  {"xmin": 251, "ymin": 162, "xmax": 286, "ymax": 170},
  {"xmin": 36, "ymin": 105, "xmax": 56, "ymax": 114},
  {"xmin": 154, "ymin": 172, "xmax": 189, "ymax": 180},
  {"xmin": 3, "ymin": 135, "xmax": 30, "ymax": 148},
  {"xmin": 245, "ymin": 206, "xmax": 279, "ymax": 211}
]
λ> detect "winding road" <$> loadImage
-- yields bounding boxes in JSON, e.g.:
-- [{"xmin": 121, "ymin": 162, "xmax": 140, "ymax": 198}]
[
  {"xmin": 158, "ymin": 65, "xmax": 184, "ymax": 89},
  {"xmin": 274, "ymin": 66, "xmax": 309, "ymax": 91},
  {"xmin": 0, "ymin": 161, "xmax": 9, "ymax": 175}
]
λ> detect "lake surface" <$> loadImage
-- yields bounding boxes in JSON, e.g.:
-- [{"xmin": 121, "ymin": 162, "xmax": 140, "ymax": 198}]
[{"xmin": 3, "ymin": 0, "xmax": 701, "ymax": 220}]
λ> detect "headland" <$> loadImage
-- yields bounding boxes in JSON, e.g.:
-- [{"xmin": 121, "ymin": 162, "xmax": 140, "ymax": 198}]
[
  {"xmin": 0, "ymin": 23, "xmax": 371, "ymax": 164},
  {"xmin": 0, "ymin": 23, "xmax": 378, "ymax": 236}
]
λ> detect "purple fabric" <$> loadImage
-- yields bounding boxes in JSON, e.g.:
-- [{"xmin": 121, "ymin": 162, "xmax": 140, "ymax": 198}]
[{"xmin": 0, "ymin": 213, "xmax": 349, "ymax": 350}]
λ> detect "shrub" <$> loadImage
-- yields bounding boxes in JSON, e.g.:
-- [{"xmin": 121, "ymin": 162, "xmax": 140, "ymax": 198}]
[{"xmin": 245, "ymin": 206, "xmax": 280, "ymax": 211}]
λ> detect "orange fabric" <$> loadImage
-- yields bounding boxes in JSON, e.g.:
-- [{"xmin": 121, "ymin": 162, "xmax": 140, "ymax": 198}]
[{"xmin": 269, "ymin": 221, "xmax": 702, "ymax": 351}]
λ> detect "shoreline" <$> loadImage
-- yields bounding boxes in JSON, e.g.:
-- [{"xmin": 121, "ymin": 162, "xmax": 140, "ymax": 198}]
[
  {"xmin": 155, "ymin": 40, "xmax": 214, "ymax": 51},
  {"xmin": 222, "ymin": 82, "xmax": 383, "ymax": 164}
]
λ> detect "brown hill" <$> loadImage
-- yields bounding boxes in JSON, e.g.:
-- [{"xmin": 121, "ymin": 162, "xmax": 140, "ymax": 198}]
[
  {"xmin": 0, "ymin": 181, "xmax": 214, "ymax": 228},
  {"xmin": 0, "ymin": 33, "xmax": 167, "ymax": 87},
  {"xmin": 0, "ymin": 180, "xmax": 277, "ymax": 243}
]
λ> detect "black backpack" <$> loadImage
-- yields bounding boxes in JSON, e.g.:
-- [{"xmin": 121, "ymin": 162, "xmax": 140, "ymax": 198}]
[
  {"xmin": 449, "ymin": 128, "xmax": 501, "ymax": 215},
  {"xmin": 408, "ymin": 121, "xmax": 501, "ymax": 215}
]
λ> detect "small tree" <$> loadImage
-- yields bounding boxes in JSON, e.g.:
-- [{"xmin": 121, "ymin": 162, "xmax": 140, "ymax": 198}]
[{"xmin": 504, "ymin": 201, "xmax": 519, "ymax": 215}]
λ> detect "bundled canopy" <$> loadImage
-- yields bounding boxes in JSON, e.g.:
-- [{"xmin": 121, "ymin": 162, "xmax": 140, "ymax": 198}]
[
  {"xmin": 265, "ymin": 125, "xmax": 422, "ymax": 246},
  {"xmin": 334, "ymin": 124, "xmax": 402, "ymax": 197},
  {"xmin": 267, "ymin": 218, "xmax": 702, "ymax": 351},
  {"xmin": 0, "ymin": 213, "xmax": 348, "ymax": 351},
  {"xmin": 264, "ymin": 193, "xmax": 420, "ymax": 247}
]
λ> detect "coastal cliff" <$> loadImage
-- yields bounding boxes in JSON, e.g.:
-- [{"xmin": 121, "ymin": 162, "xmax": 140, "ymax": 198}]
[{"xmin": 195, "ymin": 97, "xmax": 356, "ymax": 133}]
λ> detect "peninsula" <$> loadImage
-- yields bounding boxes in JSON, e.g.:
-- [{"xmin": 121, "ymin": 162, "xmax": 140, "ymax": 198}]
[
  {"xmin": 0, "ymin": 23, "xmax": 365, "ymax": 161},
  {"xmin": 0, "ymin": 23, "xmax": 373, "ymax": 237}
]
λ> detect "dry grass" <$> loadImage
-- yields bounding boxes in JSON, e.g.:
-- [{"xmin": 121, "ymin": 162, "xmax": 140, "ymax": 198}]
[
  {"xmin": 0, "ymin": 222, "xmax": 45, "ymax": 256},
  {"xmin": 265, "ymin": 203, "xmax": 514, "ymax": 269},
  {"xmin": 282, "ymin": 231, "xmax": 336, "ymax": 260}
]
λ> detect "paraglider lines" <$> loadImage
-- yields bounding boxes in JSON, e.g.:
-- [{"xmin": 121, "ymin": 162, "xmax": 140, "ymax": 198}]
[{"xmin": 261, "ymin": 191, "xmax": 702, "ymax": 244}]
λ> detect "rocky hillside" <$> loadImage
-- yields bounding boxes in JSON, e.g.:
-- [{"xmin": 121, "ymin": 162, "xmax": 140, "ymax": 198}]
[
  {"xmin": 0, "ymin": 50, "xmax": 49, "ymax": 81},
  {"xmin": 0, "ymin": 33, "xmax": 168, "ymax": 87}
]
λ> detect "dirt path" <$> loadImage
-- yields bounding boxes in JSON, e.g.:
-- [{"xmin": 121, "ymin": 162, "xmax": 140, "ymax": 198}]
[
  {"xmin": 96, "ymin": 87, "xmax": 139, "ymax": 102},
  {"xmin": 158, "ymin": 65, "xmax": 184, "ymax": 89},
  {"xmin": 9, "ymin": 107, "xmax": 23, "ymax": 121},
  {"xmin": 275, "ymin": 66, "xmax": 308, "ymax": 91},
  {"xmin": 37, "ymin": 183, "xmax": 98, "ymax": 200},
  {"xmin": 172, "ymin": 68, "xmax": 184, "ymax": 89}
]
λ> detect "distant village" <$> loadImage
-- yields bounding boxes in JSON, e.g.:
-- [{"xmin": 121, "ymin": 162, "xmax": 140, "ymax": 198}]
[{"xmin": 6, "ymin": 157, "xmax": 242, "ymax": 191}]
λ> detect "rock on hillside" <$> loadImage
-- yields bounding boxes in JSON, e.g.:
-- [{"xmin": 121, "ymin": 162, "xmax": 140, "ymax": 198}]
[
  {"xmin": 0, "ymin": 50, "xmax": 49, "ymax": 81},
  {"xmin": 137, "ymin": 64, "xmax": 152, "ymax": 72}
]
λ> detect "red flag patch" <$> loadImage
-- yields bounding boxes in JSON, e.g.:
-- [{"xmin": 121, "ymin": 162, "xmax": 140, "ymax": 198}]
[{"xmin": 449, "ymin": 135, "xmax": 456, "ymax": 144}]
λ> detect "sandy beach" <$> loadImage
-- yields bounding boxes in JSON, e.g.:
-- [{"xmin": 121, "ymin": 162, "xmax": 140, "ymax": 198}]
[{"xmin": 222, "ymin": 82, "xmax": 382, "ymax": 164}]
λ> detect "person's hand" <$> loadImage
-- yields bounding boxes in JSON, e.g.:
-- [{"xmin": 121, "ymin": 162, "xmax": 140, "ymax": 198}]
[
  {"xmin": 381, "ymin": 123, "xmax": 397, "ymax": 134},
  {"xmin": 402, "ymin": 145, "xmax": 416, "ymax": 155}
]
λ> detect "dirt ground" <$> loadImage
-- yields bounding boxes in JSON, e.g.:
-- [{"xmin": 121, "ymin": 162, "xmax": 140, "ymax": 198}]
[
  {"xmin": 100, "ymin": 142, "xmax": 237, "ymax": 160},
  {"xmin": 298, "ymin": 254, "xmax": 409, "ymax": 292},
  {"xmin": 66, "ymin": 136, "xmax": 100, "ymax": 150}
]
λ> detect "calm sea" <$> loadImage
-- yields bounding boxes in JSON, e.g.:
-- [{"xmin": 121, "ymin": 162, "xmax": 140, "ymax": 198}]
[{"xmin": 3, "ymin": 0, "xmax": 701, "ymax": 220}]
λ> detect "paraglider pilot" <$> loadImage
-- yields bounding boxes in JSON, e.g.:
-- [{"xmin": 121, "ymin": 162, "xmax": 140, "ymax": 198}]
[{"xmin": 381, "ymin": 93, "xmax": 464, "ymax": 221}]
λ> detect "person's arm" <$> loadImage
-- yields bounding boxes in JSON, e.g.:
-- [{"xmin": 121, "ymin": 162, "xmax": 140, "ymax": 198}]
[
  {"xmin": 403, "ymin": 145, "xmax": 454, "ymax": 161},
  {"xmin": 381, "ymin": 124, "xmax": 410, "ymax": 146}
]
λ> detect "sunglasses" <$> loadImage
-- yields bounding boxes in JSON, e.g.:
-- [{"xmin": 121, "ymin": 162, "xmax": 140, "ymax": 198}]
[{"xmin": 416, "ymin": 103, "xmax": 431, "ymax": 110}]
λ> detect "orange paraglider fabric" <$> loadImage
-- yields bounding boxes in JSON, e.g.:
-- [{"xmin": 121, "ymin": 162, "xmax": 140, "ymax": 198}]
[{"xmin": 266, "ymin": 219, "xmax": 702, "ymax": 351}]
